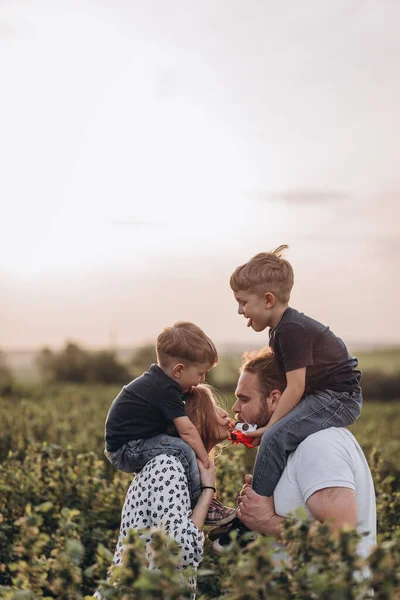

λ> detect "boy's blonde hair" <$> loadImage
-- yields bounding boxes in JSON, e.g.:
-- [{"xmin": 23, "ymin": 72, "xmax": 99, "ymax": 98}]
[
  {"xmin": 230, "ymin": 244, "xmax": 294, "ymax": 303},
  {"xmin": 156, "ymin": 321, "xmax": 218, "ymax": 367}
]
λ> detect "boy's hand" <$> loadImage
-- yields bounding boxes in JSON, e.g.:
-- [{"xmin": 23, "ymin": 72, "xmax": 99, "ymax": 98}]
[{"xmin": 245, "ymin": 425, "xmax": 268, "ymax": 439}]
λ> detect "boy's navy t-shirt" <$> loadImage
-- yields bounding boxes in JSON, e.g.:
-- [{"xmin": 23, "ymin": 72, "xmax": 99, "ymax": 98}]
[
  {"xmin": 105, "ymin": 364, "xmax": 186, "ymax": 452},
  {"xmin": 269, "ymin": 308, "xmax": 361, "ymax": 393}
]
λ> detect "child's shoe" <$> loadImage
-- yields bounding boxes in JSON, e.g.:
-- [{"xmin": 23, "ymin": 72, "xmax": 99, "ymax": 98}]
[
  {"xmin": 205, "ymin": 499, "xmax": 237, "ymax": 526},
  {"xmin": 208, "ymin": 517, "xmax": 255, "ymax": 554}
]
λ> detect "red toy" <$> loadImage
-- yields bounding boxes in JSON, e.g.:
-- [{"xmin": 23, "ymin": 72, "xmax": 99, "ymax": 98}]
[{"xmin": 229, "ymin": 430, "xmax": 255, "ymax": 449}]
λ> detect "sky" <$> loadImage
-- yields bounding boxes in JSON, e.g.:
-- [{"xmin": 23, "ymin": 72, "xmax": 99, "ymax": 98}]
[{"xmin": 1, "ymin": 0, "xmax": 399, "ymax": 350}]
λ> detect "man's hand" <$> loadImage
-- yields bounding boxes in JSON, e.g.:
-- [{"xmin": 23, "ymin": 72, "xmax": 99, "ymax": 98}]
[
  {"xmin": 240, "ymin": 473, "xmax": 253, "ymax": 491},
  {"xmin": 237, "ymin": 484, "xmax": 275, "ymax": 534}
]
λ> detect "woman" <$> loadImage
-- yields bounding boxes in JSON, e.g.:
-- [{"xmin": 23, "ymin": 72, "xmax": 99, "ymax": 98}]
[{"xmin": 97, "ymin": 384, "xmax": 233, "ymax": 598}]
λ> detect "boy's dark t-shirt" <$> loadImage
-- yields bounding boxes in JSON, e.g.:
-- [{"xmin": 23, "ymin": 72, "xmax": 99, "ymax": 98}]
[
  {"xmin": 269, "ymin": 308, "xmax": 361, "ymax": 393},
  {"xmin": 105, "ymin": 364, "xmax": 186, "ymax": 452}
]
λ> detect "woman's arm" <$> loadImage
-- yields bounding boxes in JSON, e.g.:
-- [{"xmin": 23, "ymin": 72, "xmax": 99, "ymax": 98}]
[
  {"xmin": 190, "ymin": 459, "xmax": 216, "ymax": 530},
  {"xmin": 147, "ymin": 456, "xmax": 212, "ymax": 568}
]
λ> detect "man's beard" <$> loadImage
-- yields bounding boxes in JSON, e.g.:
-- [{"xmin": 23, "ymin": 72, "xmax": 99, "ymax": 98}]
[{"xmin": 254, "ymin": 396, "xmax": 272, "ymax": 428}]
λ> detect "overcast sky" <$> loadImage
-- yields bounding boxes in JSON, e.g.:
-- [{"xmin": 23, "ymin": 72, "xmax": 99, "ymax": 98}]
[{"xmin": 1, "ymin": 0, "xmax": 399, "ymax": 350}]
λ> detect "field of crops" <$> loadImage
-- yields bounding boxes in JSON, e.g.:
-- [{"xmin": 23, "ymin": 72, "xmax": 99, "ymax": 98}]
[{"xmin": 0, "ymin": 384, "xmax": 399, "ymax": 599}]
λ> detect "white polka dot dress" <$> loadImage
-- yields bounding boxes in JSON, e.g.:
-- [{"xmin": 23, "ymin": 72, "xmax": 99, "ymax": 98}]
[{"xmin": 97, "ymin": 455, "xmax": 204, "ymax": 598}]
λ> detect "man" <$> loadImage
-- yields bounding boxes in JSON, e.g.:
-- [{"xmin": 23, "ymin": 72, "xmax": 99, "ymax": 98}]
[{"xmin": 211, "ymin": 347, "xmax": 376, "ymax": 559}]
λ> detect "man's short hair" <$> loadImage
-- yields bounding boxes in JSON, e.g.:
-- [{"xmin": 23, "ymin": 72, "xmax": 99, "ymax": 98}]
[
  {"xmin": 230, "ymin": 245, "xmax": 294, "ymax": 303},
  {"xmin": 156, "ymin": 322, "xmax": 218, "ymax": 367},
  {"xmin": 240, "ymin": 347, "xmax": 286, "ymax": 398}
]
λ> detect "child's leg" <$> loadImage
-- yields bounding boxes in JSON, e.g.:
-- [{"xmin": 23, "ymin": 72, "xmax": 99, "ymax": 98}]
[
  {"xmin": 104, "ymin": 441, "xmax": 143, "ymax": 473},
  {"xmin": 321, "ymin": 388, "xmax": 362, "ymax": 427},
  {"xmin": 252, "ymin": 389, "xmax": 360, "ymax": 497},
  {"xmin": 116, "ymin": 434, "xmax": 202, "ymax": 507}
]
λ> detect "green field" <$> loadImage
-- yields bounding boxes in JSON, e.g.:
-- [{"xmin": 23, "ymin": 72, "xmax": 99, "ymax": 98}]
[
  {"xmin": 355, "ymin": 346, "xmax": 400, "ymax": 374},
  {"xmin": 0, "ymin": 384, "xmax": 399, "ymax": 598}
]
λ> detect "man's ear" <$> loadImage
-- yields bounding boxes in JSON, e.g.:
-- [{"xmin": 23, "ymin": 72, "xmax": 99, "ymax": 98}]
[
  {"xmin": 269, "ymin": 389, "xmax": 282, "ymax": 409},
  {"xmin": 264, "ymin": 292, "xmax": 275, "ymax": 309},
  {"xmin": 172, "ymin": 363, "xmax": 185, "ymax": 378}
]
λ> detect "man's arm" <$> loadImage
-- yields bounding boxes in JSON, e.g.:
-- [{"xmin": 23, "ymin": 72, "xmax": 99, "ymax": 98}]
[
  {"xmin": 237, "ymin": 480, "xmax": 357, "ymax": 538},
  {"xmin": 306, "ymin": 486, "xmax": 358, "ymax": 530},
  {"xmin": 173, "ymin": 415, "xmax": 211, "ymax": 467}
]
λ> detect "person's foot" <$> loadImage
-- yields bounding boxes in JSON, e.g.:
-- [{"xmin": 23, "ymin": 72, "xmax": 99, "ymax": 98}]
[
  {"xmin": 208, "ymin": 517, "xmax": 255, "ymax": 555},
  {"xmin": 204, "ymin": 499, "xmax": 237, "ymax": 526}
]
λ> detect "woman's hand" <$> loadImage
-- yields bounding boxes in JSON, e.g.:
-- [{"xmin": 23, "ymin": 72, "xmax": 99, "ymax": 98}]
[
  {"xmin": 201, "ymin": 456, "xmax": 212, "ymax": 469},
  {"xmin": 197, "ymin": 459, "xmax": 216, "ymax": 488},
  {"xmin": 227, "ymin": 418, "xmax": 236, "ymax": 433}
]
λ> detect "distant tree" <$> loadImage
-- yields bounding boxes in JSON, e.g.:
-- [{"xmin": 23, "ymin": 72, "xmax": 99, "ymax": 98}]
[
  {"xmin": 36, "ymin": 342, "xmax": 131, "ymax": 384},
  {"xmin": 36, "ymin": 347, "xmax": 56, "ymax": 382},
  {"xmin": 130, "ymin": 344, "xmax": 157, "ymax": 378},
  {"xmin": 53, "ymin": 342, "xmax": 88, "ymax": 383},
  {"xmin": 206, "ymin": 354, "xmax": 240, "ymax": 393},
  {"xmin": 86, "ymin": 350, "xmax": 131, "ymax": 384},
  {"xmin": 362, "ymin": 370, "xmax": 400, "ymax": 402},
  {"xmin": 0, "ymin": 349, "xmax": 13, "ymax": 395}
]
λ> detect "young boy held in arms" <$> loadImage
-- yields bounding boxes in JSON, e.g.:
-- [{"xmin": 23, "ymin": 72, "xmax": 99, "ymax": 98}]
[
  {"xmin": 230, "ymin": 245, "xmax": 362, "ymax": 499},
  {"xmin": 104, "ymin": 321, "xmax": 236, "ymax": 526}
]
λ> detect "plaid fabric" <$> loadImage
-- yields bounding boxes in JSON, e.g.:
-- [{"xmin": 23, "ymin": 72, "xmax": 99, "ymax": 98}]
[{"xmin": 205, "ymin": 498, "xmax": 237, "ymax": 526}]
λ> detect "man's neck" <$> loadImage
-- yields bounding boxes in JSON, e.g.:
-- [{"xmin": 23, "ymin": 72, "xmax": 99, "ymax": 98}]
[{"xmin": 269, "ymin": 305, "xmax": 289, "ymax": 330}]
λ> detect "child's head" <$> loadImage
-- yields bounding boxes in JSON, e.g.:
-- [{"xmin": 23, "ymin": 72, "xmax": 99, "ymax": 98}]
[
  {"xmin": 230, "ymin": 245, "xmax": 294, "ymax": 332},
  {"xmin": 156, "ymin": 321, "xmax": 218, "ymax": 392}
]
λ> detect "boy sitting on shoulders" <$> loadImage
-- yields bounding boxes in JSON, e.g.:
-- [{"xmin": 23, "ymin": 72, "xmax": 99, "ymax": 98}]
[
  {"xmin": 105, "ymin": 321, "xmax": 236, "ymax": 526},
  {"xmin": 230, "ymin": 245, "xmax": 362, "ymax": 498}
]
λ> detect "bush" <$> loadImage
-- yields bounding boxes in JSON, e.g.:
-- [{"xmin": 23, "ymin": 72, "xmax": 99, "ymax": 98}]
[
  {"xmin": 0, "ymin": 439, "xmax": 398, "ymax": 600},
  {"xmin": 35, "ymin": 344, "xmax": 131, "ymax": 384},
  {"xmin": 129, "ymin": 346, "xmax": 157, "ymax": 379},
  {"xmin": 0, "ymin": 442, "xmax": 129, "ymax": 594},
  {"xmin": 0, "ymin": 385, "xmax": 399, "ymax": 598},
  {"xmin": 0, "ymin": 351, "xmax": 14, "ymax": 396}
]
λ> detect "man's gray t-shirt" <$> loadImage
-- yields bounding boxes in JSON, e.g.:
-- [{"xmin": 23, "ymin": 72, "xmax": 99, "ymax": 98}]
[{"xmin": 274, "ymin": 428, "xmax": 376, "ymax": 558}]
